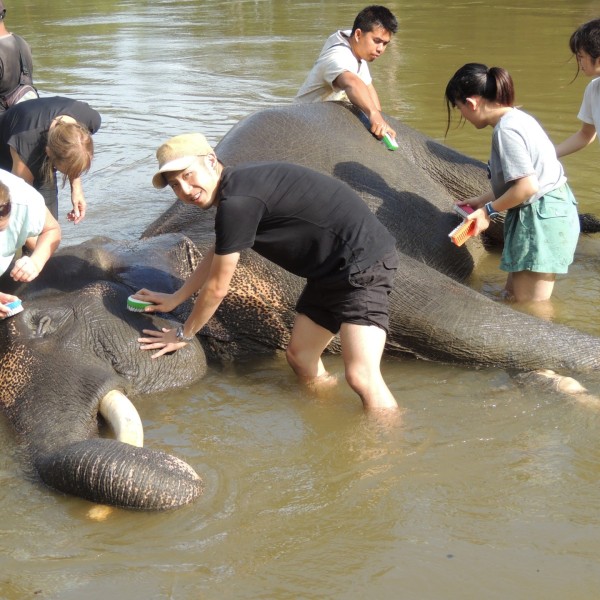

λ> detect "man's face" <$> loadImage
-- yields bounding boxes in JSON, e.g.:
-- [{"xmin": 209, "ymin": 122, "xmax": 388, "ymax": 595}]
[
  {"xmin": 353, "ymin": 26, "xmax": 392, "ymax": 62},
  {"xmin": 166, "ymin": 155, "xmax": 220, "ymax": 209}
]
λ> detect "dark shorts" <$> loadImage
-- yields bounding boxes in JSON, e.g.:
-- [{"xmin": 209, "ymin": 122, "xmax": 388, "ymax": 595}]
[{"xmin": 296, "ymin": 250, "xmax": 399, "ymax": 335}]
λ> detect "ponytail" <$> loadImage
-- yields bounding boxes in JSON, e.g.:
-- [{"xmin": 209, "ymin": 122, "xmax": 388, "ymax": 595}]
[
  {"xmin": 487, "ymin": 66, "xmax": 514, "ymax": 106},
  {"xmin": 444, "ymin": 63, "xmax": 515, "ymax": 135}
]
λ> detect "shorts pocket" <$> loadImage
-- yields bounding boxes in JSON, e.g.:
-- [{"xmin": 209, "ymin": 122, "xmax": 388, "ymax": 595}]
[
  {"xmin": 349, "ymin": 251, "xmax": 399, "ymax": 289},
  {"xmin": 349, "ymin": 268, "xmax": 375, "ymax": 288},
  {"xmin": 534, "ymin": 197, "xmax": 571, "ymax": 219},
  {"xmin": 535, "ymin": 186, "xmax": 578, "ymax": 219},
  {"xmin": 382, "ymin": 251, "xmax": 401, "ymax": 271}
]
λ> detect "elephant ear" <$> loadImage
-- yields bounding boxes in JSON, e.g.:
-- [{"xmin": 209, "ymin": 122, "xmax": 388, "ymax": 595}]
[
  {"xmin": 4, "ymin": 234, "xmax": 203, "ymax": 300},
  {"xmin": 107, "ymin": 233, "xmax": 201, "ymax": 295}
]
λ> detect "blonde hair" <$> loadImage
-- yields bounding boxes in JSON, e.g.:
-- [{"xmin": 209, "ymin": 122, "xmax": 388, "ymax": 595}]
[{"xmin": 43, "ymin": 120, "xmax": 95, "ymax": 187}]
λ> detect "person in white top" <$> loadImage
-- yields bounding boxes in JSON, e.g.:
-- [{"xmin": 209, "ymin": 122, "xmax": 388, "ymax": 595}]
[
  {"xmin": 0, "ymin": 169, "xmax": 60, "ymax": 317},
  {"xmin": 295, "ymin": 5, "xmax": 398, "ymax": 141},
  {"xmin": 556, "ymin": 18, "xmax": 600, "ymax": 158}
]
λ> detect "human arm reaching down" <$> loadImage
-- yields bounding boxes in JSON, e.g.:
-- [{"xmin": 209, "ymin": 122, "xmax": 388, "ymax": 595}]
[
  {"xmin": 334, "ymin": 71, "xmax": 396, "ymax": 139},
  {"xmin": 11, "ymin": 208, "xmax": 61, "ymax": 283},
  {"xmin": 555, "ymin": 122, "xmax": 597, "ymax": 158},
  {"xmin": 136, "ymin": 248, "xmax": 240, "ymax": 358}
]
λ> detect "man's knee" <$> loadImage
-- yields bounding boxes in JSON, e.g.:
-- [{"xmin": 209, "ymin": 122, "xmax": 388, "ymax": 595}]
[
  {"xmin": 287, "ymin": 341, "xmax": 331, "ymax": 380},
  {"xmin": 344, "ymin": 363, "xmax": 371, "ymax": 395},
  {"xmin": 285, "ymin": 345, "xmax": 300, "ymax": 372},
  {"xmin": 286, "ymin": 343, "xmax": 312, "ymax": 375}
]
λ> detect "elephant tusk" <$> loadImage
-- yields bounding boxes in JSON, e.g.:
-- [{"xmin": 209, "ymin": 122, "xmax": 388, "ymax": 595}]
[{"xmin": 98, "ymin": 390, "xmax": 144, "ymax": 447}]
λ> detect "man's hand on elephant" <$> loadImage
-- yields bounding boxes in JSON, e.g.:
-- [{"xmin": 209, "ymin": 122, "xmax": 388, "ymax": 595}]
[
  {"xmin": 369, "ymin": 118, "xmax": 396, "ymax": 140},
  {"xmin": 10, "ymin": 256, "xmax": 41, "ymax": 282},
  {"xmin": 365, "ymin": 107, "xmax": 396, "ymax": 140},
  {"xmin": 138, "ymin": 327, "xmax": 187, "ymax": 359},
  {"xmin": 133, "ymin": 289, "xmax": 179, "ymax": 313},
  {"xmin": 382, "ymin": 122, "xmax": 397, "ymax": 141}
]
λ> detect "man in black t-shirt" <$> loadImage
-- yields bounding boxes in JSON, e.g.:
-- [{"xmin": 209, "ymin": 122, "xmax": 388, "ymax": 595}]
[{"xmin": 135, "ymin": 133, "xmax": 399, "ymax": 411}]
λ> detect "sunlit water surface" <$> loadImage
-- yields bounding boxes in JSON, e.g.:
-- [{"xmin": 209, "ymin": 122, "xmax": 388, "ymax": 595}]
[{"xmin": 2, "ymin": 1, "xmax": 600, "ymax": 598}]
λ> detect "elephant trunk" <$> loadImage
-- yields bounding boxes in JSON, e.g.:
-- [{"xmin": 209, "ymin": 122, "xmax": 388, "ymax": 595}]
[{"xmin": 34, "ymin": 439, "xmax": 202, "ymax": 510}]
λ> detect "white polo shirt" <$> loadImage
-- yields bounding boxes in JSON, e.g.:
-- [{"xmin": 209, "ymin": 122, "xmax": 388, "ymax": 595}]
[{"xmin": 295, "ymin": 29, "xmax": 372, "ymax": 103}]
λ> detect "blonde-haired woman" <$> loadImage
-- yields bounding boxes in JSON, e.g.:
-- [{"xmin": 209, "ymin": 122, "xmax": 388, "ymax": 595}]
[{"xmin": 0, "ymin": 95, "xmax": 101, "ymax": 223}]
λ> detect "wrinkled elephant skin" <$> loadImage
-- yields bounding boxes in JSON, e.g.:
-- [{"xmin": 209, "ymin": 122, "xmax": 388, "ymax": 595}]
[
  {"xmin": 146, "ymin": 103, "xmax": 600, "ymax": 372},
  {"xmin": 0, "ymin": 234, "xmax": 207, "ymax": 510},
  {"xmin": 1, "ymin": 102, "xmax": 599, "ymax": 510}
]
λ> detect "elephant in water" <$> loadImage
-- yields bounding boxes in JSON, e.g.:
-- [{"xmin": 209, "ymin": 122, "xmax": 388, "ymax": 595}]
[
  {"xmin": 148, "ymin": 102, "xmax": 600, "ymax": 370},
  {"xmin": 0, "ymin": 235, "xmax": 208, "ymax": 510},
  {"xmin": 1, "ymin": 102, "xmax": 599, "ymax": 510}
]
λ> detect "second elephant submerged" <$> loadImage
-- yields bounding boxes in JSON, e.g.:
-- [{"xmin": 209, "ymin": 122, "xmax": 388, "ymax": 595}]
[{"xmin": 0, "ymin": 102, "xmax": 599, "ymax": 510}]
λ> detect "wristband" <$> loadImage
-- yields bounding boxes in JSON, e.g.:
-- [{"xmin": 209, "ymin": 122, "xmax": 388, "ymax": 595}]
[
  {"xmin": 484, "ymin": 201, "xmax": 499, "ymax": 218},
  {"xmin": 175, "ymin": 325, "xmax": 194, "ymax": 342}
]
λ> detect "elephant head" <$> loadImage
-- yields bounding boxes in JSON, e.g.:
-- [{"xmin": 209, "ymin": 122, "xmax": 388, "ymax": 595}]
[{"xmin": 0, "ymin": 234, "xmax": 207, "ymax": 509}]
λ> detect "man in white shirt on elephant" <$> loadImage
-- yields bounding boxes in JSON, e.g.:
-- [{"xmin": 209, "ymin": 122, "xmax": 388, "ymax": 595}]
[{"xmin": 295, "ymin": 5, "xmax": 398, "ymax": 141}]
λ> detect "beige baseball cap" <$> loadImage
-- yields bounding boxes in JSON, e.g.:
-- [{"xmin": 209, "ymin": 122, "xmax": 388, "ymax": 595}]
[{"xmin": 152, "ymin": 133, "xmax": 214, "ymax": 189}]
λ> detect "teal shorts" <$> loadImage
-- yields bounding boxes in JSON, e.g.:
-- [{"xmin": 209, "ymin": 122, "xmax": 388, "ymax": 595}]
[{"xmin": 500, "ymin": 184, "xmax": 580, "ymax": 274}]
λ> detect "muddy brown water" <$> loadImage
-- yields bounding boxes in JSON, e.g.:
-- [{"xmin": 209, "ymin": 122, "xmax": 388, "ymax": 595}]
[{"xmin": 1, "ymin": 1, "xmax": 599, "ymax": 598}]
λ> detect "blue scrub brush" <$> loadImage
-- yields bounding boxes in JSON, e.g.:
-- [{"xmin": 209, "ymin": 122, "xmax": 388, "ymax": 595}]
[{"xmin": 1, "ymin": 299, "xmax": 23, "ymax": 319}]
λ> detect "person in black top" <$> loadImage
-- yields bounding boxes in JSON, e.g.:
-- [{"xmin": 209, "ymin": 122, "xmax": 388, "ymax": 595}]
[
  {"xmin": 0, "ymin": 96, "xmax": 101, "ymax": 223},
  {"xmin": 134, "ymin": 133, "xmax": 400, "ymax": 411},
  {"xmin": 0, "ymin": 1, "xmax": 38, "ymax": 111}
]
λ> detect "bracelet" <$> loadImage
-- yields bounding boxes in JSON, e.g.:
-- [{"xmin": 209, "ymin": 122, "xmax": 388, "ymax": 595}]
[
  {"xmin": 175, "ymin": 325, "xmax": 194, "ymax": 342},
  {"xmin": 484, "ymin": 201, "xmax": 499, "ymax": 218}
]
